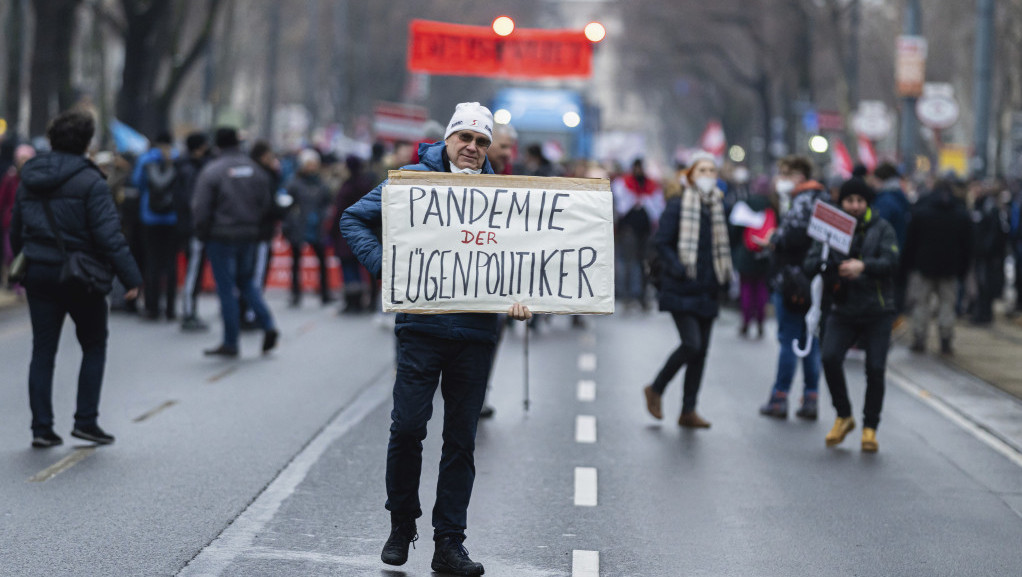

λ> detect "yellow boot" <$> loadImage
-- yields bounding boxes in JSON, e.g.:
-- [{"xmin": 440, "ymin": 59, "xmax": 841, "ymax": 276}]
[
  {"xmin": 861, "ymin": 428, "xmax": 878, "ymax": 453},
  {"xmin": 825, "ymin": 417, "xmax": 856, "ymax": 447}
]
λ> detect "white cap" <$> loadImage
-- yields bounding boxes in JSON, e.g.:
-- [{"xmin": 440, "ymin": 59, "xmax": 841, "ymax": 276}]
[{"xmin": 444, "ymin": 102, "xmax": 494, "ymax": 141}]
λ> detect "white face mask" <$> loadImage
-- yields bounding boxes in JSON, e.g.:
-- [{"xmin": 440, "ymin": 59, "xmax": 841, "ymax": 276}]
[
  {"xmin": 775, "ymin": 178, "xmax": 796, "ymax": 195},
  {"xmin": 695, "ymin": 176, "xmax": 717, "ymax": 194},
  {"xmin": 450, "ymin": 162, "xmax": 482, "ymax": 175}
]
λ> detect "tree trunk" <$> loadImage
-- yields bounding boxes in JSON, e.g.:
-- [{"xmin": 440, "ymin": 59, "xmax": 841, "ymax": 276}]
[
  {"xmin": 115, "ymin": 1, "xmax": 168, "ymax": 137},
  {"xmin": 29, "ymin": 0, "xmax": 81, "ymax": 137},
  {"xmin": 5, "ymin": 0, "xmax": 26, "ymax": 134}
]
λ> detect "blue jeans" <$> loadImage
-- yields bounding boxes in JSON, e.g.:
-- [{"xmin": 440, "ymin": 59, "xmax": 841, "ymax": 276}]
[
  {"xmin": 771, "ymin": 292, "xmax": 820, "ymax": 396},
  {"xmin": 206, "ymin": 240, "xmax": 276, "ymax": 349},
  {"xmin": 385, "ymin": 330, "xmax": 495, "ymax": 541}
]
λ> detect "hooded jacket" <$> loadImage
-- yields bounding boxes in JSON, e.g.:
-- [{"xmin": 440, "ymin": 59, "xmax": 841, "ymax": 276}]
[
  {"xmin": 804, "ymin": 209, "xmax": 899, "ymax": 318},
  {"xmin": 339, "ymin": 141, "xmax": 500, "ymax": 343},
  {"xmin": 10, "ymin": 151, "xmax": 143, "ymax": 289}
]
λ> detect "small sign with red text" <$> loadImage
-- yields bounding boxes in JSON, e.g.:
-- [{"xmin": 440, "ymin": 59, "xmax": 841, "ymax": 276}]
[{"xmin": 808, "ymin": 200, "xmax": 857, "ymax": 254}]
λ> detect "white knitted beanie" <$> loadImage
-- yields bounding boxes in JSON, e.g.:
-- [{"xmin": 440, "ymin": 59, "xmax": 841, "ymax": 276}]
[{"xmin": 444, "ymin": 102, "xmax": 494, "ymax": 141}]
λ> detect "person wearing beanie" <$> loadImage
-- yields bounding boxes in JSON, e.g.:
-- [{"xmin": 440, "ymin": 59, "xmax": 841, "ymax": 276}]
[
  {"xmin": 804, "ymin": 177, "xmax": 899, "ymax": 453},
  {"xmin": 191, "ymin": 126, "xmax": 279, "ymax": 357},
  {"xmin": 133, "ymin": 129, "xmax": 180, "ymax": 320},
  {"xmin": 642, "ymin": 151, "xmax": 731, "ymax": 430},
  {"xmin": 340, "ymin": 102, "xmax": 531, "ymax": 576}
]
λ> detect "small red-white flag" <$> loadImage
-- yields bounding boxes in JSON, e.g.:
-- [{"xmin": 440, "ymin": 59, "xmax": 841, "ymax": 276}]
[
  {"xmin": 699, "ymin": 120, "xmax": 727, "ymax": 158},
  {"xmin": 832, "ymin": 140, "xmax": 854, "ymax": 179},
  {"xmin": 857, "ymin": 135, "xmax": 877, "ymax": 172}
]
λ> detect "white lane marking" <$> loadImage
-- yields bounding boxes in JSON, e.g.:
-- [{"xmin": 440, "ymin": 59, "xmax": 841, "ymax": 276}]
[
  {"xmin": 575, "ymin": 415, "xmax": 597, "ymax": 444},
  {"xmin": 578, "ymin": 353, "xmax": 596, "ymax": 372},
  {"xmin": 28, "ymin": 448, "xmax": 96, "ymax": 483},
  {"xmin": 574, "ymin": 467, "xmax": 598, "ymax": 507},
  {"xmin": 572, "ymin": 550, "xmax": 600, "ymax": 577},
  {"xmin": 178, "ymin": 372, "xmax": 391, "ymax": 576},
  {"xmin": 889, "ymin": 372, "xmax": 1022, "ymax": 469},
  {"xmin": 577, "ymin": 380, "xmax": 596, "ymax": 402}
]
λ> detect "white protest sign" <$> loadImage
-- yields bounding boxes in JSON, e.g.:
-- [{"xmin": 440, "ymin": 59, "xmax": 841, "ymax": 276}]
[
  {"xmin": 381, "ymin": 171, "xmax": 615, "ymax": 314},
  {"xmin": 807, "ymin": 200, "xmax": 857, "ymax": 255},
  {"xmin": 728, "ymin": 200, "xmax": 767, "ymax": 229}
]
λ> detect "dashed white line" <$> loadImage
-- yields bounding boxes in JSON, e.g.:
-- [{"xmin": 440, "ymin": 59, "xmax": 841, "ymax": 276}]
[
  {"xmin": 572, "ymin": 550, "xmax": 600, "ymax": 576},
  {"xmin": 578, "ymin": 353, "xmax": 597, "ymax": 372},
  {"xmin": 574, "ymin": 467, "xmax": 598, "ymax": 507},
  {"xmin": 575, "ymin": 415, "xmax": 597, "ymax": 444},
  {"xmin": 577, "ymin": 380, "xmax": 596, "ymax": 402}
]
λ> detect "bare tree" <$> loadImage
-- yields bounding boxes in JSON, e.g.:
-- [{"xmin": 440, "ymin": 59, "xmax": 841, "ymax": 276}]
[{"xmin": 29, "ymin": 0, "xmax": 82, "ymax": 136}]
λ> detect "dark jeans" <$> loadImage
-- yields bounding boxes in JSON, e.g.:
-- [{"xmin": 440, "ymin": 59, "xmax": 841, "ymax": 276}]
[
  {"xmin": 650, "ymin": 312, "xmax": 714, "ymax": 412},
  {"xmin": 771, "ymin": 291, "xmax": 820, "ymax": 396},
  {"xmin": 821, "ymin": 313, "xmax": 895, "ymax": 430},
  {"xmin": 206, "ymin": 240, "xmax": 276, "ymax": 349},
  {"xmin": 143, "ymin": 224, "xmax": 178, "ymax": 318},
  {"xmin": 385, "ymin": 330, "xmax": 495, "ymax": 541},
  {"xmin": 290, "ymin": 240, "xmax": 330, "ymax": 302},
  {"xmin": 24, "ymin": 263, "xmax": 109, "ymax": 434}
]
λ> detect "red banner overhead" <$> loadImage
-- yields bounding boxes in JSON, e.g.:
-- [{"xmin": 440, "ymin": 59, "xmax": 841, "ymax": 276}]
[{"xmin": 408, "ymin": 19, "xmax": 594, "ymax": 79}]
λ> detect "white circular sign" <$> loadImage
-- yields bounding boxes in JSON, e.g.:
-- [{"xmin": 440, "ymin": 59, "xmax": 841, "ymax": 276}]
[
  {"xmin": 853, "ymin": 111, "xmax": 892, "ymax": 140},
  {"xmin": 916, "ymin": 96, "xmax": 959, "ymax": 130}
]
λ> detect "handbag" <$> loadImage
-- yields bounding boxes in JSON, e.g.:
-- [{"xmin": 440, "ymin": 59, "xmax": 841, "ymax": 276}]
[
  {"xmin": 40, "ymin": 197, "xmax": 114, "ymax": 295},
  {"xmin": 9, "ymin": 251, "xmax": 27, "ymax": 282}
]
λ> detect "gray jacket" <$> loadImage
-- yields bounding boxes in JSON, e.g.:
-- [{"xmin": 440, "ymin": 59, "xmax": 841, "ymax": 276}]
[{"xmin": 192, "ymin": 149, "xmax": 274, "ymax": 242}]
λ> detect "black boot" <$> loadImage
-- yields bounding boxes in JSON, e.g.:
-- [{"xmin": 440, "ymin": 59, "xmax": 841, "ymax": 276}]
[
  {"xmin": 380, "ymin": 517, "xmax": 417, "ymax": 566},
  {"xmin": 431, "ymin": 536, "xmax": 485, "ymax": 576}
]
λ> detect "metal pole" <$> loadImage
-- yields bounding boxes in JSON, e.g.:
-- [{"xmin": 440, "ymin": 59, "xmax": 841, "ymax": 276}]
[
  {"xmin": 899, "ymin": 0, "xmax": 921, "ymax": 176},
  {"xmin": 262, "ymin": 1, "xmax": 282, "ymax": 143},
  {"xmin": 972, "ymin": 0, "xmax": 996, "ymax": 178},
  {"xmin": 523, "ymin": 322, "xmax": 530, "ymax": 413}
]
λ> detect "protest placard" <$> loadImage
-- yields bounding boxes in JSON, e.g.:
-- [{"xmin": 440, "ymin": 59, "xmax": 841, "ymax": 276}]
[
  {"xmin": 381, "ymin": 171, "xmax": 615, "ymax": 314},
  {"xmin": 807, "ymin": 200, "xmax": 857, "ymax": 254}
]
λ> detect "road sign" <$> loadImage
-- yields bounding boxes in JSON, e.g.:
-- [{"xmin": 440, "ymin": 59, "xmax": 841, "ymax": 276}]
[
  {"xmin": 896, "ymin": 36, "xmax": 928, "ymax": 98},
  {"xmin": 808, "ymin": 200, "xmax": 857, "ymax": 254},
  {"xmin": 916, "ymin": 83, "xmax": 959, "ymax": 130},
  {"xmin": 853, "ymin": 101, "xmax": 892, "ymax": 141}
]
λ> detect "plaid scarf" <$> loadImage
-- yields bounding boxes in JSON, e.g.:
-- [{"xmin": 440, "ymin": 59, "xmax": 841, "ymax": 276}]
[{"xmin": 677, "ymin": 186, "xmax": 732, "ymax": 284}]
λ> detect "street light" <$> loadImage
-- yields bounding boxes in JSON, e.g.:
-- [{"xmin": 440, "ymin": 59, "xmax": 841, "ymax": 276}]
[
  {"xmin": 494, "ymin": 109, "xmax": 512, "ymax": 125},
  {"xmin": 562, "ymin": 111, "xmax": 581, "ymax": 128},
  {"xmin": 584, "ymin": 22, "xmax": 606, "ymax": 43},
  {"xmin": 493, "ymin": 16, "xmax": 515, "ymax": 36},
  {"xmin": 809, "ymin": 135, "xmax": 829, "ymax": 154}
]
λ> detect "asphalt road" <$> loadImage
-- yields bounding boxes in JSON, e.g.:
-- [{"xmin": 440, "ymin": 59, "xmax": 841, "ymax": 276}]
[{"xmin": 1, "ymin": 294, "xmax": 1020, "ymax": 577}]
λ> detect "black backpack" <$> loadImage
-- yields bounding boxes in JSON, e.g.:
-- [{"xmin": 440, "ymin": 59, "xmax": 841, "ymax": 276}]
[{"xmin": 146, "ymin": 162, "xmax": 177, "ymax": 214}]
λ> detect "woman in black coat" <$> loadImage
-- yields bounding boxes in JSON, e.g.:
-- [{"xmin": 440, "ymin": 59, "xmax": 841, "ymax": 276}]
[
  {"xmin": 10, "ymin": 109, "xmax": 143, "ymax": 448},
  {"xmin": 642, "ymin": 153, "xmax": 732, "ymax": 428}
]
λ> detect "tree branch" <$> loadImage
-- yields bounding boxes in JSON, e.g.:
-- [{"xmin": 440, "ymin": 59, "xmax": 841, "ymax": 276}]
[{"xmin": 158, "ymin": 0, "xmax": 224, "ymax": 106}]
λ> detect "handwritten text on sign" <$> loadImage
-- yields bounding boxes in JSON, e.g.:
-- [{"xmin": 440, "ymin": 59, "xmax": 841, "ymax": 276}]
[
  {"xmin": 808, "ymin": 200, "xmax": 857, "ymax": 254},
  {"xmin": 381, "ymin": 172, "xmax": 615, "ymax": 314}
]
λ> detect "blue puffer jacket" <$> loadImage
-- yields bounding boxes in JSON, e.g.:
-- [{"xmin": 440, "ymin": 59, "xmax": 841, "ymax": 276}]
[
  {"xmin": 134, "ymin": 147, "xmax": 178, "ymax": 226},
  {"xmin": 339, "ymin": 141, "xmax": 500, "ymax": 343}
]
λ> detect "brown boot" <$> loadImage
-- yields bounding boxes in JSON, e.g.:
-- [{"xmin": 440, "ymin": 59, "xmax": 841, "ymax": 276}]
[
  {"xmin": 643, "ymin": 385, "xmax": 663, "ymax": 420},
  {"xmin": 678, "ymin": 411, "xmax": 711, "ymax": 429},
  {"xmin": 825, "ymin": 416, "xmax": 856, "ymax": 447}
]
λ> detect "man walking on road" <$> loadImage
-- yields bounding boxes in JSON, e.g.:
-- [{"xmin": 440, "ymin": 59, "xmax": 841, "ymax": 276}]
[
  {"xmin": 192, "ymin": 127, "xmax": 279, "ymax": 358},
  {"xmin": 176, "ymin": 132, "xmax": 212, "ymax": 331},
  {"xmin": 340, "ymin": 102, "xmax": 532, "ymax": 577}
]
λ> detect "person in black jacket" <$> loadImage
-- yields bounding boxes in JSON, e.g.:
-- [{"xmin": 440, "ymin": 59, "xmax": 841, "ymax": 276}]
[
  {"xmin": 10, "ymin": 108, "xmax": 143, "ymax": 448},
  {"xmin": 804, "ymin": 178, "xmax": 899, "ymax": 453},
  {"xmin": 642, "ymin": 151, "xmax": 732, "ymax": 429},
  {"xmin": 903, "ymin": 179, "xmax": 972, "ymax": 354},
  {"xmin": 175, "ymin": 131, "xmax": 211, "ymax": 331}
]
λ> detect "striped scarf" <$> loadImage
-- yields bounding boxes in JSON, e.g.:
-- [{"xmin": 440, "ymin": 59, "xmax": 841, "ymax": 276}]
[{"xmin": 677, "ymin": 186, "xmax": 732, "ymax": 284}]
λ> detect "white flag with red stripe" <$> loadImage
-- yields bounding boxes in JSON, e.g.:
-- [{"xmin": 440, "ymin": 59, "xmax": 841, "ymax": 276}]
[
  {"xmin": 857, "ymin": 135, "xmax": 877, "ymax": 172},
  {"xmin": 699, "ymin": 120, "xmax": 727, "ymax": 158},
  {"xmin": 832, "ymin": 140, "xmax": 854, "ymax": 179}
]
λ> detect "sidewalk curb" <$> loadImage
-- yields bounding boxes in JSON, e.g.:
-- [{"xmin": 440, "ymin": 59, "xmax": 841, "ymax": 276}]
[{"xmin": 888, "ymin": 362, "xmax": 1022, "ymax": 466}]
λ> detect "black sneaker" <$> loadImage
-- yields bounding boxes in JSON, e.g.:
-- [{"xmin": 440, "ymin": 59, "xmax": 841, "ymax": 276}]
[
  {"xmin": 381, "ymin": 518, "xmax": 417, "ymax": 566},
  {"xmin": 204, "ymin": 344, "xmax": 239, "ymax": 358},
  {"xmin": 71, "ymin": 424, "xmax": 115, "ymax": 445},
  {"xmin": 431, "ymin": 536, "xmax": 484, "ymax": 576},
  {"xmin": 262, "ymin": 329, "xmax": 279, "ymax": 353},
  {"xmin": 32, "ymin": 431, "xmax": 63, "ymax": 448}
]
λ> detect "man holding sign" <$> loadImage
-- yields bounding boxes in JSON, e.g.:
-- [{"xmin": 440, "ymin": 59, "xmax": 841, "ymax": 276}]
[
  {"xmin": 804, "ymin": 178, "xmax": 899, "ymax": 453},
  {"xmin": 340, "ymin": 102, "xmax": 531, "ymax": 576}
]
